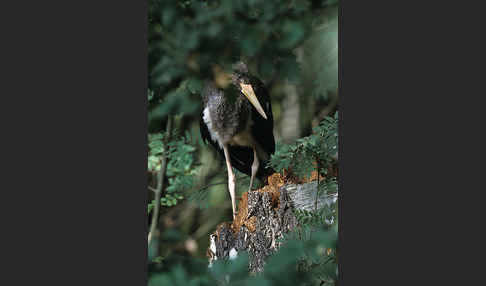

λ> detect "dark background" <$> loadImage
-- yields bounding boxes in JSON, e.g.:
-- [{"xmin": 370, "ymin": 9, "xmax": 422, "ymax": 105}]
[{"xmin": 0, "ymin": 0, "xmax": 480, "ymax": 285}]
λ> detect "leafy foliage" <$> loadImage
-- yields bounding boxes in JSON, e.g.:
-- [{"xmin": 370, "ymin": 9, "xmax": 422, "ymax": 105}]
[
  {"xmin": 294, "ymin": 199, "xmax": 337, "ymax": 227},
  {"xmin": 269, "ymin": 112, "xmax": 338, "ymax": 179},
  {"xmin": 148, "ymin": 130, "xmax": 199, "ymax": 210},
  {"xmin": 268, "ymin": 114, "xmax": 339, "ymax": 285}
]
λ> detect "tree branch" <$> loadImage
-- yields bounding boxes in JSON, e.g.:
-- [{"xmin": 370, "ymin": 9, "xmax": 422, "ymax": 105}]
[{"xmin": 148, "ymin": 116, "xmax": 174, "ymax": 246}]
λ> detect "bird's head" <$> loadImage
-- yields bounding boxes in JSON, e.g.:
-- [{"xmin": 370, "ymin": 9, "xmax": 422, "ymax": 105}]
[
  {"xmin": 212, "ymin": 62, "xmax": 268, "ymax": 119},
  {"xmin": 232, "ymin": 61, "xmax": 249, "ymax": 75}
]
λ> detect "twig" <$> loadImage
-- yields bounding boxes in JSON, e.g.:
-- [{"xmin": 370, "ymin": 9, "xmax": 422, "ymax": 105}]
[
  {"xmin": 148, "ymin": 186, "xmax": 157, "ymax": 193},
  {"xmin": 148, "ymin": 116, "xmax": 174, "ymax": 245}
]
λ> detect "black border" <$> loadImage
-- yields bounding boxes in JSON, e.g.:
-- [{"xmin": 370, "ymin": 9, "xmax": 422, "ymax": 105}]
[
  {"xmin": 338, "ymin": 0, "xmax": 343, "ymax": 283},
  {"xmin": 2, "ymin": 1, "xmax": 148, "ymax": 285}
]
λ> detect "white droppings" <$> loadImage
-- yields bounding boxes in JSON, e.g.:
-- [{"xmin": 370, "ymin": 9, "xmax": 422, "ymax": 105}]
[
  {"xmin": 208, "ymin": 234, "xmax": 217, "ymax": 268},
  {"xmin": 229, "ymin": 248, "xmax": 238, "ymax": 260},
  {"xmin": 209, "ymin": 234, "xmax": 217, "ymax": 254}
]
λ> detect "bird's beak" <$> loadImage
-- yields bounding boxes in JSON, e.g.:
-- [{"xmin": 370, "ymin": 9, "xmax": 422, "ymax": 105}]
[{"xmin": 239, "ymin": 83, "xmax": 268, "ymax": 119}]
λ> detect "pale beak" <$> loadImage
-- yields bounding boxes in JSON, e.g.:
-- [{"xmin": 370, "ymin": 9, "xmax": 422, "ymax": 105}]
[{"xmin": 239, "ymin": 83, "xmax": 268, "ymax": 119}]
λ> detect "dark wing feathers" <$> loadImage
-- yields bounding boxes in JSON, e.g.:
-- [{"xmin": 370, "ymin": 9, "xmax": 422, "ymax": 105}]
[{"xmin": 248, "ymin": 75, "xmax": 275, "ymax": 157}]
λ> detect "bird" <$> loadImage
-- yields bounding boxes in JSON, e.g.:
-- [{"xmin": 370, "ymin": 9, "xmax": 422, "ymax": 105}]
[{"xmin": 200, "ymin": 62, "xmax": 275, "ymax": 219}]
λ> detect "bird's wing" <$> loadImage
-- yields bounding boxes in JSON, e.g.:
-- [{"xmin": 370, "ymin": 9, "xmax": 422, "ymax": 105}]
[
  {"xmin": 199, "ymin": 111, "xmax": 213, "ymax": 145},
  {"xmin": 249, "ymin": 76, "xmax": 276, "ymax": 158}
]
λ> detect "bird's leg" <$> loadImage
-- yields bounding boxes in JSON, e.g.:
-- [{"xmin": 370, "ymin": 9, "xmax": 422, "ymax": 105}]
[
  {"xmin": 249, "ymin": 146, "xmax": 259, "ymax": 192},
  {"xmin": 223, "ymin": 144, "xmax": 237, "ymax": 220}
]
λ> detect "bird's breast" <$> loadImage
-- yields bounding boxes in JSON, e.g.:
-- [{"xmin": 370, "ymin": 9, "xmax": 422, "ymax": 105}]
[{"xmin": 228, "ymin": 129, "xmax": 255, "ymax": 147}]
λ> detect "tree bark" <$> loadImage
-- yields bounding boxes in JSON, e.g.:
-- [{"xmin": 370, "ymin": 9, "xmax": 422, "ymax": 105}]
[{"xmin": 207, "ymin": 173, "xmax": 335, "ymax": 273}]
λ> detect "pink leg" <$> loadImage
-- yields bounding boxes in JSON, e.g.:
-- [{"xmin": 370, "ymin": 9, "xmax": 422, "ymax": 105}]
[
  {"xmin": 249, "ymin": 147, "xmax": 259, "ymax": 192},
  {"xmin": 223, "ymin": 144, "xmax": 237, "ymax": 219}
]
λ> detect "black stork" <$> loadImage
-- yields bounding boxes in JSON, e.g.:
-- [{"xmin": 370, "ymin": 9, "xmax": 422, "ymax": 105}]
[{"xmin": 200, "ymin": 62, "xmax": 275, "ymax": 219}]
